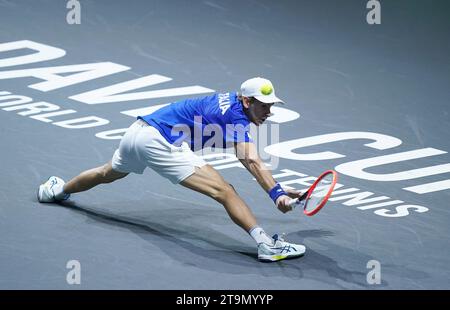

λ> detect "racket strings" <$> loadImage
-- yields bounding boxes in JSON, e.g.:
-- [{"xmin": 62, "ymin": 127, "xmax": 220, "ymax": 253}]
[{"xmin": 305, "ymin": 174, "xmax": 334, "ymax": 212}]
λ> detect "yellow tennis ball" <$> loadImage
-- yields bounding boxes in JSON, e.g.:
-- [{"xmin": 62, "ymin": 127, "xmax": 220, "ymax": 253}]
[{"xmin": 260, "ymin": 84, "xmax": 273, "ymax": 95}]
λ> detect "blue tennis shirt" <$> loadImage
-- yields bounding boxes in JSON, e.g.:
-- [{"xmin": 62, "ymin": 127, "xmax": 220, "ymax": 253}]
[{"xmin": 138, "ymin": 92, "xmax": 253, "ymax": 150}]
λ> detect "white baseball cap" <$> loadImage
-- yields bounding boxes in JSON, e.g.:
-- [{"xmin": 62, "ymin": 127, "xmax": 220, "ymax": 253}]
[{"xmin": 240, "ymin": 77, "xmax": 284, "ymax": 104}]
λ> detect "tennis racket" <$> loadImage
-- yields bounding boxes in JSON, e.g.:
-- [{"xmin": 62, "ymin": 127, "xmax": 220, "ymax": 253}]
[{"xmin": 289, "ymin": 170, "xmax": 338, "ymax": 216}]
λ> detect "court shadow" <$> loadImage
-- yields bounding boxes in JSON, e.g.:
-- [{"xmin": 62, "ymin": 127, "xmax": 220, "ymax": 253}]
[{"xmin": 58, "ymin": 199, "xmax": 390, "ymax": 288}]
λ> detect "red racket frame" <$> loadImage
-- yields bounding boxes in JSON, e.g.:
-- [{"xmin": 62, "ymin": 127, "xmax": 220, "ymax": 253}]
[{"xmin": 301, "ymin": 170, "xmax": 338, "ymax": 216}]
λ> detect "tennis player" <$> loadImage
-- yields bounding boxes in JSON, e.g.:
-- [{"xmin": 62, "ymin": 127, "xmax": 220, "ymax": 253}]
[{"xmin": 37, "ymin": 77, "xmax": 306, "ymax": 262}]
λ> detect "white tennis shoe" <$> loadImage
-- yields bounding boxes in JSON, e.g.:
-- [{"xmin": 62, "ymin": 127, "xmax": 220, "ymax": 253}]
[
  {"xmin": 258, "ymin": 234, "xmax": 306, "ymax": 262},
  {"xmin": 37, "ymin": 176, "xmax": 70, "ymax": 203}
]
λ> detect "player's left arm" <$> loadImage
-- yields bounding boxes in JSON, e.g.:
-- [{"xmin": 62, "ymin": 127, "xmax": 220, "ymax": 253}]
[{"xmin": 234, "ymin": 141, "xmax": 301, "ymax": 212}]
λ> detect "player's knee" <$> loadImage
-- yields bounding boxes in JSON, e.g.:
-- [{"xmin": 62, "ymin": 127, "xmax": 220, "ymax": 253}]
[
  {"xmin": 211, "ymin": 182, "xmax": 236, "ymax": 203},
  {"xmin": 97, "ymin": 164, "xmax": 117, "ymax": 183},
  {"xmin": 94, "ymin": 166, "xmax": 108, "ymax": 183}
]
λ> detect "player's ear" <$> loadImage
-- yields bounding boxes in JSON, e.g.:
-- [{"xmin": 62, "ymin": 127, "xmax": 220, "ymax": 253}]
[{"xmin": 242, "ymin": 96, "xmax": 251, "ymax": 108}]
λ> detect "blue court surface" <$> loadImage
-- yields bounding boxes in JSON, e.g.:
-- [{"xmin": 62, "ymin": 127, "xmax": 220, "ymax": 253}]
[{"xmin": 0, "ymin": 0, "xmax": 449, "ymax": 289}]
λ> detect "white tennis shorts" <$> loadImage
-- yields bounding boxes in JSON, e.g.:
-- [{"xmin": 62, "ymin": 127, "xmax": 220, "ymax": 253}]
[{"xmin": 112, "ymin": 120, "xmax": 207, "ymax": 184}]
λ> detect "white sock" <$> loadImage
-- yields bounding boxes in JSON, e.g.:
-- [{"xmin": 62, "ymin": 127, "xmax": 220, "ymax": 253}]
[{"xmin": 249, "ymin": 226, "xmax": 273, "ymax": 245}]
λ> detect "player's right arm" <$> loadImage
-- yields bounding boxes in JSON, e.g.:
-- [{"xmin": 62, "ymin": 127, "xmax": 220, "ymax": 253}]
[{"xmin": 234, "ymin": 141, "xmax": 299, "ymax": 213}]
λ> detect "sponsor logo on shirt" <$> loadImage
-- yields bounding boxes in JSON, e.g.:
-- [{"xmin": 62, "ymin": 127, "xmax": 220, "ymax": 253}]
[{"xmin": 218, "ymin": 92, "xmax": 231, "ymax": 115}]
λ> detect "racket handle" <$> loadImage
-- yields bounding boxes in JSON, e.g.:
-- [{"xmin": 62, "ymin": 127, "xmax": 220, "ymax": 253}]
[
  {"xmin": 289, "ymin": 191, "xmax": 308, "ymax": 209},
  {"xmin": 289, "ymin": 198, "xmax": 301, "ymax": 209}
]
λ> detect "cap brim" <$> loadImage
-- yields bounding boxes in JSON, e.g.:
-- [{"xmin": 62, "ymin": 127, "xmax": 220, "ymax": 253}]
[{"xmin": 254, "ymin": 94, "xmax": 285, "ymax": 104}]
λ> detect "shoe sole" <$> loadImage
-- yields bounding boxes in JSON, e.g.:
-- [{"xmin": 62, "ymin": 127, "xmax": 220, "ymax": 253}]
[{"xmin": 258, "ymin": 252, "xmax": 305, "ymax": 262}]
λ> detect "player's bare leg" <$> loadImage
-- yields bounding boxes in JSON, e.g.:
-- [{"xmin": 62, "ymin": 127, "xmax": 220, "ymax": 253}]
[
  {"xmin": 37, "ymin": 161, "xmax": 128, "ymax": 203},
  {"xmin": 64, "ymin": 161, "xmax": 128, "ymax": 194},
  {"xmin": 180, "ymin": 164, "xmax": 257, "ymax": 232},
  {"xmin": 180, "ymin": 164, "xmax": 306, "ymax": 261}
]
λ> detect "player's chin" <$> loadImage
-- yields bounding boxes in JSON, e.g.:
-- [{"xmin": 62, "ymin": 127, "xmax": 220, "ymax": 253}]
[{"xmin": 254, "ymin": 119, "xmax": 265, "ymax": 126}]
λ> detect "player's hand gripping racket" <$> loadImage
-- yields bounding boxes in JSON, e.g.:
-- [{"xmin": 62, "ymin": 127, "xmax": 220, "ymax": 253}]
[{"xmin": 289, "ymin": 170, "xmax": 338, "ymax": 216}]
